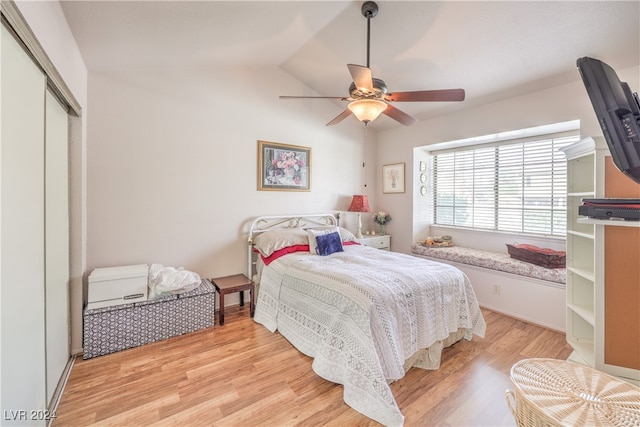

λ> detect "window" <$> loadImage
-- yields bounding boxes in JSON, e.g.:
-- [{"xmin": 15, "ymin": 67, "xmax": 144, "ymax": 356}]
[{"xmin": 432, "ymin": 132, "xmax": 579, "ymax": 237}]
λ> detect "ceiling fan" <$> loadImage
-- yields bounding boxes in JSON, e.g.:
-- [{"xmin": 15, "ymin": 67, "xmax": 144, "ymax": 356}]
[{"xmin": 280, "ymin": 1, "xmax": 466, "ymax": 127}]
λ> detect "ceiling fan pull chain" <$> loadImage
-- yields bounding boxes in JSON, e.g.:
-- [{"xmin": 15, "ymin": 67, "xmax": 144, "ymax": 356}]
[{"xmin": 363, "ymin": 125, "xmax": 368, "ymax": 188}]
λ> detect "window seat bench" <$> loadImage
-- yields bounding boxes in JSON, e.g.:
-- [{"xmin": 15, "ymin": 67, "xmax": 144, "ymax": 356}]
[
  {"xmin": 410, "ymin": 244, "xmax": 565, "ymax": 284},
  {"xmin": 411, "ymin": 243, "xmax": 566, "ymax": 332}
]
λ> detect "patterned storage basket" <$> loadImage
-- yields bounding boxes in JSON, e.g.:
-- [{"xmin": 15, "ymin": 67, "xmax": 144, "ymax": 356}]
[
  {"xmin": 83, "ymin": 279, "xmax": 215, "ymax": 359},
  {"xmin": 506, "ymin": 358, "xmax": 640, "ymax": 426}
]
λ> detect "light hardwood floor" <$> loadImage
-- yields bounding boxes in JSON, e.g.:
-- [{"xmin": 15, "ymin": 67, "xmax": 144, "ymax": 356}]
[{"xmin": 53, "ymin": 306, "xmax": 571, "ymax": 426}]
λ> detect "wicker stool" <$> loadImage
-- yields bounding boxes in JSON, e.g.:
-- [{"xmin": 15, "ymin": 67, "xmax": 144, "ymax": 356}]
[{"xmin": 506, "ymin": 358, "xmax": 640, "ymax": 426}]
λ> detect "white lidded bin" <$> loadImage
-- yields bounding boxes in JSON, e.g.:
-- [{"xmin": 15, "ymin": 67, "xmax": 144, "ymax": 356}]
[{"xmin": 87, "ymin": 264, "xmax": 149, "ymax": 309}]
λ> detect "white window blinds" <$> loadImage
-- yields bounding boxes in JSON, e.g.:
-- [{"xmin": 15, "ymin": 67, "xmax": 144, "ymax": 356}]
[{"xmin": 432, "ymin": 133, "xmax": 579, "ymax": 236}]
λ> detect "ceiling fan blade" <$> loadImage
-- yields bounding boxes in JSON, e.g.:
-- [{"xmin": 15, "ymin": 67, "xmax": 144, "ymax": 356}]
[
  {"xmin": 326, "ymin": 109, "xmax": 353, "ymax": 126},
  {"xmin": 384, "ymin": 89, "xmax": 465, "ymax": 102},
  {"xmin": 383, "ymin": 104, "xmax": 418, "ymax": 126},
  {"xmin": 347, "ymin": 64, "xmax": 373, "ymax": 92},
  {"xmin": 280, "ymin": 95, "xmax": 349, "ymax": 100}
]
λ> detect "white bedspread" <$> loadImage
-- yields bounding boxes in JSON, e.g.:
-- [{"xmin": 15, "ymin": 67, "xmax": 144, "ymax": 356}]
[{"xmin": 253, "ymin": 245, "xmax": 486, "ymax": 426}]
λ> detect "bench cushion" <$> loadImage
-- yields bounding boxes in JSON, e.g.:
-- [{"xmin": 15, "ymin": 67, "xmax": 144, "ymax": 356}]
[{"xmin": 411, "ymin": 244, "xmax": 566, "ymax": 284}]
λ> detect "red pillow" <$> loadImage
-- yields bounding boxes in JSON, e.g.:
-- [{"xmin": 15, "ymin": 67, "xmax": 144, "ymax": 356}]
[
  {"xmin": 506, "ymin": 244, "xmax": 566, "ymax": 268},
  {"xmin": 258, "ymin": 241, "xmax": 360, "ymax": 265},
  {"xmin": 259, "ymin": 244, "xmax": 310, "ymax": 265}
]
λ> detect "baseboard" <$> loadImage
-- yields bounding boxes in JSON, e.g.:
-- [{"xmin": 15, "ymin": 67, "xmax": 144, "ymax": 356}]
[
  {"xmin": 479, "ymin": 305, "xmax": 565, "ymax": 334},
  {"xmin": 47, "ymin": 354, "xmax": 76, "ymax": 426}
]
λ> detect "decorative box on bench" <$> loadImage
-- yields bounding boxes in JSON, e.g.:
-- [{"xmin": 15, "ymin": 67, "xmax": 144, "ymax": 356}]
[
  {"xmin": 87, "ymin": 264, "xmax": 149, "ymax": 309},
  {"xmin": 506, "ymin": 244, "xmax": 566, "ymax": 268},
  {"xmin": 83, "ymin": 279, "xmax": 215, "ymax": 359}
]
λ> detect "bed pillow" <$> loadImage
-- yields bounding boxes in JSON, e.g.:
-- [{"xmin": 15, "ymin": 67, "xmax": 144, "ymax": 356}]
[
  {"xmin": 315, "ymin": 231, "xmax": 344, "ymax": 256},
  {"xmin": 306, "ymin": 227, "xmax": 338, "ymax": 254},
  {"xmin": 253, "ymin": 228, "xmax": 308, "ymax": 257},
  {"xmin": 307, "ymin": 226, "xmax": 357, "ymax": 254},
  {"xmin": 506, "ymin": 243, "xmax": 566, "ymax": 268},
  {"xmin": 337, "ymin": 226, "xmax": 357, "ymax": 242},
  {"xmin": 259, "ymin": 244, "xmax": 310, "ymax": 265}
]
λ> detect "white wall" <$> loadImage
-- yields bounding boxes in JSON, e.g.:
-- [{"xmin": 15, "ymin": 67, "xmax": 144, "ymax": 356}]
[
  {"xmin": 86, "ymin": 66, "xmax": 375, "ymax": 282},
  {"xmin": 18, "ymin": 1, "xmax": 378, "ymax": 354},
  {"xmin": 17, "ymin": 0, "xmax": 640, "ymax": 348},
  {"xmin": 377, "ymin": 65, "xmax": 640, "ymax": 255}
]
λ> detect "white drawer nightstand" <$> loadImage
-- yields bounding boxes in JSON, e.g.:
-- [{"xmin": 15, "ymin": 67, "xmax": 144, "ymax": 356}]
[{"xmin": 355, "ymin": 235, "xmax": 390, "ymax": 251}]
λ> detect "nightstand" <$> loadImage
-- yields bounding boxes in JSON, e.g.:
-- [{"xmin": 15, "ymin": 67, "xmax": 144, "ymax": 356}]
[
  {"xmin": 355, "ymin": 234, "xmax": 390, "ymax": 250},
  {"xmin": 210, "ymin": 274, "xmax": 255, "ymax": 326}
]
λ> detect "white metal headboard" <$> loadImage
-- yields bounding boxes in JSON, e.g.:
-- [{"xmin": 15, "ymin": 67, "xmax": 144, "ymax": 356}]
[{"xmin": 247, "ymin": 213, "xmax": 337, "ymax": 280}]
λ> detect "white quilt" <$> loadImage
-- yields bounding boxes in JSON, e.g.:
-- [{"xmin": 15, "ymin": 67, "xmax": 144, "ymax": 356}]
[{"xmin": 253, "ymin": 245, "xmax": 486, "ymax": 426}]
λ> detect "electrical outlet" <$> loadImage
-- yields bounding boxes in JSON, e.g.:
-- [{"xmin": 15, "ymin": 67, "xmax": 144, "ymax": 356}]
[{"xmin": 492, "ymin": 284, "xmax": 501, "ymax": 295}]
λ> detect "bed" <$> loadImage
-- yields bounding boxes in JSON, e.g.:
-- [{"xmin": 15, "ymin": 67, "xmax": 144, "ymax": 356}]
[{"xmin": 247, "ymin": 214, "xmax": 486, "ymax": 426}]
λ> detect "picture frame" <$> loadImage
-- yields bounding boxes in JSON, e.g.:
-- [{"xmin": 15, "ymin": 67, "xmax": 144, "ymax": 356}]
[
  {"xmin": 258, "ymin": 140, "xmax": 311, "ymax": 191},
  {"xmin": 382, "ymin": 162, "xmax": 405, "ymax": 193}
]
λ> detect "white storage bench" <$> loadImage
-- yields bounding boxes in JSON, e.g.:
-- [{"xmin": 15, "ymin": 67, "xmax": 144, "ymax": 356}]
[
  {"xmin": 411, "ymin": 244, "xmax": 567, "ymax": 331},
  {"xmin": 83, "ymin": 279, "xmax": 216, "ymax": 359}
]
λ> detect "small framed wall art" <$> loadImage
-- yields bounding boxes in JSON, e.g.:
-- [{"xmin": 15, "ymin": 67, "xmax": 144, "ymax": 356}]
[
  {"xmin": 382, "ymin": 162, "xmax": 405, "ymax": 193},
  {"xmin": 258, "ymin": 140, "xmax": 311, "ymax": 191}
]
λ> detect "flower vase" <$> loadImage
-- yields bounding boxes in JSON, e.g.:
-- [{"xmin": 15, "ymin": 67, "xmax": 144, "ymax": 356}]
[{"xmin": 379, "ymin": 224, "xmax": 385, "ymax": 235}]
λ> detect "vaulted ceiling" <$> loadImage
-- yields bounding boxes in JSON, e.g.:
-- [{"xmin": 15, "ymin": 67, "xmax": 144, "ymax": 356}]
[{"xmin": 60, "ymin": 1, "xmax": 640, "ymax": 130}]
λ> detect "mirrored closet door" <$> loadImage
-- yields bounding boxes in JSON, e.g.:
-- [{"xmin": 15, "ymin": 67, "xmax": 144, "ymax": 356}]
[{"xmin": 2, "ymin": 22, "xmax": 70, "ymax": 425}]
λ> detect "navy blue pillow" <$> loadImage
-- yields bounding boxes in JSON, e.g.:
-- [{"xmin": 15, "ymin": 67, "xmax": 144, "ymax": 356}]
[{"xmin": 315, "ymin": 231, "xmax": 344, "ymax": 256}]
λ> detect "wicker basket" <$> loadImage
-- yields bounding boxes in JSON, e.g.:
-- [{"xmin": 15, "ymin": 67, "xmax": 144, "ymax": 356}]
[{"xmin": 506, "ymin": 358, "xmax": 640, "ymax": 427}]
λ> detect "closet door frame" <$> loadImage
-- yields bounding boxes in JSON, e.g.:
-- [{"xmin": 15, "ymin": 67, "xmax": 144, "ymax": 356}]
[
  {"xmin": 2, "ymin": 1, "xmax": 81, "ymax": 421},
  {"xmin": 1, "ymin": 2, "xmax": 81, "ymax": 116}
]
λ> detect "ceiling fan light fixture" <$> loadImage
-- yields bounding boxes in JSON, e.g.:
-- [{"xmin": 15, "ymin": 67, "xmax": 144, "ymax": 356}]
[
  {"xmin": 348, "ymin": 99, "xmax": 387, "ymax": 124},
  {"xmin": 279, "ymin": 0, "xmax": 464, "ymax": 127}
]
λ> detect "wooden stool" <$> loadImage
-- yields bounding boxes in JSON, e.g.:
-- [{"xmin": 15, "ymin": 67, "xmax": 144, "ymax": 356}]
[{"xmin": 210, "ymin": 274, "xmax": 254, "ymax": 325}]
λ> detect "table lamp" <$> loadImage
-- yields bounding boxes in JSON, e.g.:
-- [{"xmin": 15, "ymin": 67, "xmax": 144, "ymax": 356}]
[{"xmin": 348, "ymin": 195, "xmax": 370, "ymax": 238}]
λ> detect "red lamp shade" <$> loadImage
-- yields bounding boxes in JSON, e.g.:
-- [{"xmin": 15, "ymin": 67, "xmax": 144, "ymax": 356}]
[{"xmin": 348, "ymin": 195, "xmax": 370, "ymax": 213}]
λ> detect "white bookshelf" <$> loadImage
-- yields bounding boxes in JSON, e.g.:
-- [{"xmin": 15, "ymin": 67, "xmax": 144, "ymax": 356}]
[
  {"xmin": 577, "ymin": 217, "xmax": 640, "ymax": 227},
  {"xmin": 563, "ymin": 137, "xmax": 640, "ymax": 385},
  {"xmin": 562, "ymin": 137, "xmax": 604, "ymax": 371}
]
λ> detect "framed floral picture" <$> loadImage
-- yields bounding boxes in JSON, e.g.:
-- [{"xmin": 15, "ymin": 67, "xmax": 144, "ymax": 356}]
[
  {"xmin": 382, "ymin": 162, "xmax": 405, "ymax": 193},
  {"xmin": 258, "ymin": 140, "xmax": 311, "ymax": 191}
]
